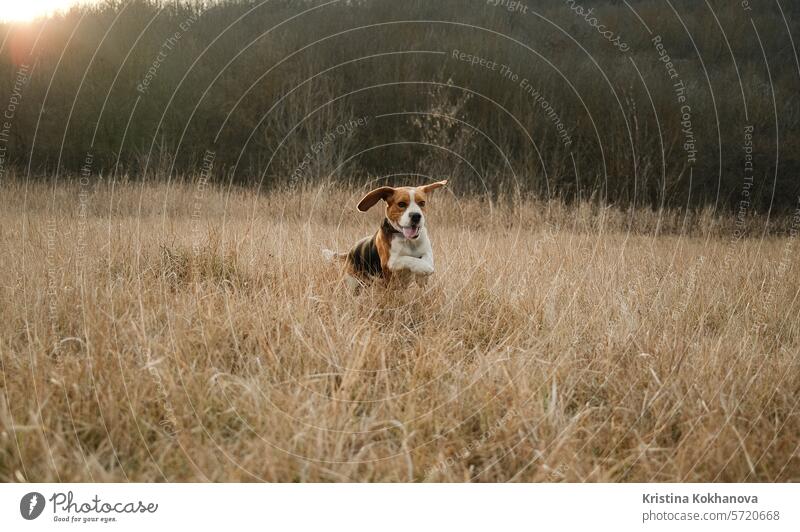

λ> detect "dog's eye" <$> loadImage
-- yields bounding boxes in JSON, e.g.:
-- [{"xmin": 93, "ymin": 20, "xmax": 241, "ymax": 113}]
[
  {"xmin": 418, "ymin": 201, "xmax": 426, "ymax": 207},
  {"xmin": 397, "ymin": 202, "xmax": 407, "ymax": 208}
]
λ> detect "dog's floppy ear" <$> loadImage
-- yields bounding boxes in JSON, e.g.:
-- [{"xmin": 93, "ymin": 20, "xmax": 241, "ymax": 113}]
[
  {"xmin": 357, "ymin": 186, "xmax": 394, "ymax": 212},
  {"xmin": 420, "ymin": 180, "xmax": 448, "ymax": 194}
]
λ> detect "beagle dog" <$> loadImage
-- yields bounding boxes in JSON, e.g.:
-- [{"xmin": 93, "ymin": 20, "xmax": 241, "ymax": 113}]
[{"xmin": 323, "ymin": 180, "xmax": 448, "ymax": 287}]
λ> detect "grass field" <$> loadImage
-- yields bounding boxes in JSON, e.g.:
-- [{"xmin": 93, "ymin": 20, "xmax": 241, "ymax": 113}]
[{"xmin": 1, "ymin": 179, "xmax": 799, "ymax": 482}]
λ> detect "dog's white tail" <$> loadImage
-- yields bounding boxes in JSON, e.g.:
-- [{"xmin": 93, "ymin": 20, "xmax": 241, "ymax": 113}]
[{"xmin": 322, "ymin": 248, "xmax": 347, "ymax": 262}]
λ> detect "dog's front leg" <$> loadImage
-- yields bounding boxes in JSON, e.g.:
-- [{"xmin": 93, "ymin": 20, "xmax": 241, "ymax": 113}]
[
  {"xmin": 387, "ymin": 254, "xmax": 434, "ymax": 276},
  {"xmin": 415, "ymin": 253, "xmax": 435, "ymax": 286}
]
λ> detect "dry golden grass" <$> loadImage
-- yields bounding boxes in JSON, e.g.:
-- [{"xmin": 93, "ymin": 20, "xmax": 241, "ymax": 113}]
[{"xmin": 1, "ymin": 178, "xmax": 799, "ymax": 482}]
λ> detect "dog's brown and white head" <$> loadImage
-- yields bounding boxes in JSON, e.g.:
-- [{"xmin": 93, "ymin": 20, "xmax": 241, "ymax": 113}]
[
  {"xmin": 321, "ymin": 180, "xmax": 448, "ymax": 285},
  {"xmin": 356, "ymin": 180, "xmax": 448, "ymax": 239}
]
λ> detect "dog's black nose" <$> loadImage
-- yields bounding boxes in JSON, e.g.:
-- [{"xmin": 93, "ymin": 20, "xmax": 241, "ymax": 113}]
[{"xmin": 410, "ymin": 212, "xmax": 422, "ymax": 224}]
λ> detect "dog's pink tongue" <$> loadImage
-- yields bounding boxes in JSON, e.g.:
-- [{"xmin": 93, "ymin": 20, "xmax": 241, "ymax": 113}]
[{"xmin": 402, "ymin": 227, "xmax": 419, "ymax": 239}]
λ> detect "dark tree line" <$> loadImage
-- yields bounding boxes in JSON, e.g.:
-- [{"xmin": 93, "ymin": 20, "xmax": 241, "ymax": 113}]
[{"xmin": 1, "ymin": 0, "xmax": 798, "ymax": 212}]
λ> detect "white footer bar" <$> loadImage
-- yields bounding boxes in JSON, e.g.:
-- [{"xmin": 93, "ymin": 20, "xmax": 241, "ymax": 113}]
[{"xmin": 2, "ymin": 483, "xmax": 798, "ymax": 531}]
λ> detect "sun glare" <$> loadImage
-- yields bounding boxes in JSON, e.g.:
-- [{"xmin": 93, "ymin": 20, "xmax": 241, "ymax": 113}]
[{"xmin": 0, "ymin": 1, "xmax": 86, "ymax": 23}]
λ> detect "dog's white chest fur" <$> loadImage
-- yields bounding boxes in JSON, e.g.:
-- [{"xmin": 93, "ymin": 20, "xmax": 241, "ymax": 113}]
[{"xmin": 387, "ymin": 229, "xmax": 434, "ymax": 275}]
